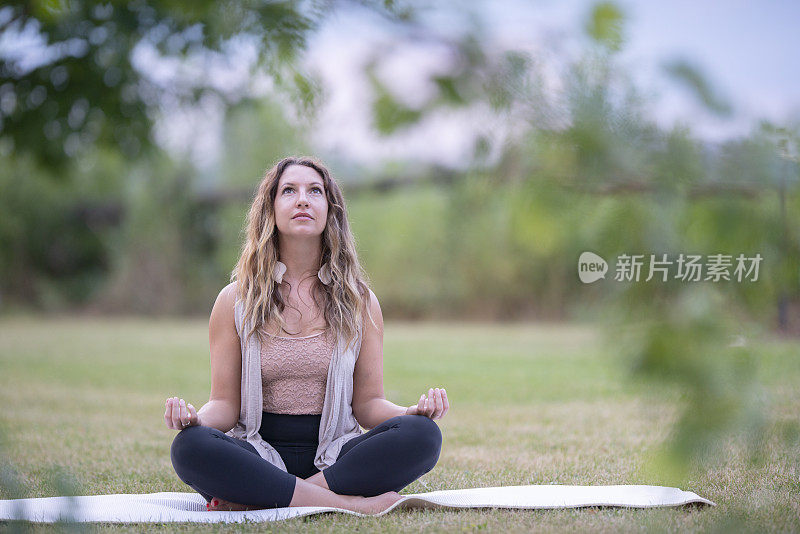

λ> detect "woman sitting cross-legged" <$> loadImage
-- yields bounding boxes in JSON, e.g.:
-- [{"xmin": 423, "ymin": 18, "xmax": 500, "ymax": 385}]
[{"xmin": 164, "ymin": 156, "xmax": 449, "ymax": 515}]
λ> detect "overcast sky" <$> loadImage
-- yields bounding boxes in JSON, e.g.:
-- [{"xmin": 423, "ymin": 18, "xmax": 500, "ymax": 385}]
[{"xmin": 301, "ymin": 0, "xmax": 800, "ymax": 169}]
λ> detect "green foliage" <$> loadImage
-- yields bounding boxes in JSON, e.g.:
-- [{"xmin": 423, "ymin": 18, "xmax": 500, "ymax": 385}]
[
  {"xmin": 369, "ymin": 69, "xmax": 424, "ymax": 135},
  {"xmin": 609, "ymin": 286, "xmax": 768, "ymax": 484},
  {"xmin": 0, "ymin": 153, "xmax": 119, "ymax": 309},
  {"xmin": 664, "ymin": 60, "xmax": 733, "ymax": 117},
  {"xmin": 585, "ymin": 1, "xmax": 626, "ymax": 52},
  {"xmin": 348, "ymin": 0, "xmax": 800, "ymax": 492},
  {"xmin": 432, "ymin": 75, "xmax": 465, "ymax": 106},
  {"xmin": 0, "ymin": 0, "xmax": 402, "ymax": 171},
  {"xmin": 349, "ymin": 184, "xmax": 452, "ymax": 316},
  {"xmin": 93, "ymin": 152, "xmax": 218, "ymax": 314},
  {"xmin": 366, "ymin": 30, "xmax": 542, "ymax": 134},
  {"xmin": 219, "ymin": 98, "xmax": 312, "ymax": 186}
]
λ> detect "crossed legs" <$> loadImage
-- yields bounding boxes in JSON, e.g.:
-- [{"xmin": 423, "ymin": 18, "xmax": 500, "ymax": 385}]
[
  {"xmin": 170, "ymin": 414, "xmax": 442, "ymax": 511},
  {"xmin": 318, "ymin": 414, "xmax": 441, "ymax": 495}
]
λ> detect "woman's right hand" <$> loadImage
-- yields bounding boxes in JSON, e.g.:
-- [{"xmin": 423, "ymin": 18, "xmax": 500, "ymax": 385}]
[{"xmin": 164, "ymin": 397, "xmax": 199, "ymax": 430}]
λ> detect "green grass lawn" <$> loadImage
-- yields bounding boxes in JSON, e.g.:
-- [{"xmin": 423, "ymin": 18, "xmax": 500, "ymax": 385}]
[{"xmin": 0, "ymin": 317, "xmax": 798, "ymax": 532}]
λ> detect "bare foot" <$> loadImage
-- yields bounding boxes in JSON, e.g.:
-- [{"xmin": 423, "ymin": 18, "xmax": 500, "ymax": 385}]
[
  {"xmin": 206, "ymin": 491, "xmax": 403, "ymax": 515},
  {"xmin": 206, "ymin": 497, "xmax": 262, "ymax": 511},
  {"xmin": 349, "ymin": 491, "xmax": 404, "ymax": 515}
]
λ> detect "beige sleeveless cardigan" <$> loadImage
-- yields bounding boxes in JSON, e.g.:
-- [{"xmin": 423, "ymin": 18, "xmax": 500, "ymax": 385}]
[{"xmin": 225, "ymin": 282, "xmax": 364, "ymax": 472}]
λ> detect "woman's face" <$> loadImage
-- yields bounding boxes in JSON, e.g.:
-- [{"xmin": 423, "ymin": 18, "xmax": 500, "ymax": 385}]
[{"xmin": 273, "ymin": 164, "xmax": 329, "ymax": 239}]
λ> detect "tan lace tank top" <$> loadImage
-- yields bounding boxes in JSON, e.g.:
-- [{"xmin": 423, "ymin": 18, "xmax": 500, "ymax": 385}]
[{"xmin": 260, "ymin": 329, "xmax": 335, "ymax": 415}]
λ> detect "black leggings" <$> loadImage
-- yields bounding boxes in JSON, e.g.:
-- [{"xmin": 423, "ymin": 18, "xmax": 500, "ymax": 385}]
[{"xmin": 170, "ymin": 412, "xmax": 442, "ymax": 508}]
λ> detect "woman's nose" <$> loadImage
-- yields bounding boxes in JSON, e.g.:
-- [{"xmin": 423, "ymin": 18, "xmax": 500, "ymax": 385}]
[{"xmin": 296, "ymin": 191, "xmax": 309, "ymax": 206}]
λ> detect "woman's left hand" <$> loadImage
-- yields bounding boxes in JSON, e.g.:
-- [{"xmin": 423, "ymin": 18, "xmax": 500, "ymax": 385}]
[{"xmin": 406, "ymin": 387, "xmax": 449, "ymax": 420}]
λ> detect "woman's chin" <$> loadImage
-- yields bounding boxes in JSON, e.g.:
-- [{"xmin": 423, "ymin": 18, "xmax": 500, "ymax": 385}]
[{"xmin": 279, "ymin": 229, "xmax": 324, "ymax": 239}]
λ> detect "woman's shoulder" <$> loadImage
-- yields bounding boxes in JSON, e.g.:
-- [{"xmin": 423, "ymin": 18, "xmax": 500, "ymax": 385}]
[
  {"xmin": 366, "ymin": 286, "xmax": 380, "ymax": 311},
  {"xmin": 364, "ymin": 287, "xmax": 382, "ymax": 330},
  {"xmin": 211, "ymin": 282, "xmax": 238, "ymax": 320},
  {"xmin": 216, "ymin": 282, "xmax": 238, "ymax": 306},
  {"xmin": 209, "ymin": 282, "xmax": 240, "ymax": 343},
  {"xmin": 220, "ymin": 281, "xmax": 238, "ymax": 300}
]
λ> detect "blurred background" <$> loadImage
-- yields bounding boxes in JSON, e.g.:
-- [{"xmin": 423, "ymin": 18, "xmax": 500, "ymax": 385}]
[
  {"xmin": 1, "ymin": 0, "xmax": 799, "ymax": 526},
  {"xmin": 0, "ymin": 0, "xmax": 797, "ymax": 325}
]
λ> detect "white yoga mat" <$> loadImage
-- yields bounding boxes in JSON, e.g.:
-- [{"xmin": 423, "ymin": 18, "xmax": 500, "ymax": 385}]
[{"xmin": 0, "ymin": 485, "xmax": 715, "ymax": 523}]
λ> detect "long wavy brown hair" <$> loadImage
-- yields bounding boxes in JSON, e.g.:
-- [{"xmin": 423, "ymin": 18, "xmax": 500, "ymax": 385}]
[{"xmin": 232, "ymin": 156, "xmax": 373, "ymax": 350}]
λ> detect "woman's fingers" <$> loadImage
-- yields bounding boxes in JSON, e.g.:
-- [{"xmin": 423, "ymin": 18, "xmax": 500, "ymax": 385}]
[
  {"xmin": 427, "ymin": 388, "xmax": 435, "ymax": 417},
  {"xmin": 171, "ymin": 397, "xmax": 181, "ymax": 428},
  {"xmin": 413, "ymin": 393, "xmax": 426, "ymax": 416},
  {"xmin": 432, "ymin": 388, "xmax": 444, "ymax": 419},
  {"xmin": 187, "ymin": 403, "xmax": 198, "ymax": 426},
  {"xmin": 417, "ymin": 394, "xmax": 425, "ymax": 414},
  {"xmin": 163, "ymin": 397, "xmax": 198, "ymax": 430},
  {"xmin": 179, "ymin": 399, "xmax": 191, "ymax": 427},
  {"xmin": 413, "ymin": 387, "xmax": 449, "ymax": 420},
  {"xmin": 408, "ymin": 387, "xmax": 451, "ymax": 420},
  {"xmin": 164, "ymin": 398, "xmax": 174, "ymax": 429},
  {"xmin": 166, "ymin": 397, "xmax": 179, "ymax": 430}
]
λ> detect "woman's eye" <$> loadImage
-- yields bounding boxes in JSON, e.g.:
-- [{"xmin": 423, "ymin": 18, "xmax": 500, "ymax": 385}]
[
  {"xmin": 282, "ymin": 187, "xmax": 294, "ymax": 194},
  {"xmin": 311, "ymin": 187, "xmax": 323, "ymax": 194}
]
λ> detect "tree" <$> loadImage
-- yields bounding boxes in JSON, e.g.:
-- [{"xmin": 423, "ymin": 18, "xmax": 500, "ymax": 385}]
[{"xmin": 0, "ymin": 0, "xmax": 410, "ymax": 172}]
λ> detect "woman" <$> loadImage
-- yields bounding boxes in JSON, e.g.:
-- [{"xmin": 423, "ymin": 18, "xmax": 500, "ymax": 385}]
[{"xmin": 164, "ymin": 156, "xmax": 449, "ymax": 515}]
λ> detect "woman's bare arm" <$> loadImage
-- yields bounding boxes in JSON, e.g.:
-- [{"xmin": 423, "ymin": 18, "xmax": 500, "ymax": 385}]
[
  {"xmin": 351, "ymin": 289, "xmax": 409, "ymax": 429},
  {"xmin": 197, "ymin": 282, "xmax": 242, "ymax": 432},
  {"xmin": 164, "ymin": 282, "xmax": 242, "ymax": 432}
]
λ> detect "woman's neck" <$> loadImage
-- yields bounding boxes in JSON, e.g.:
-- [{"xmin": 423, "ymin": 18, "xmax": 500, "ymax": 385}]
[{"xmin": 278, "ymin": 236, "xmax": 322, "ymax": 282}]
